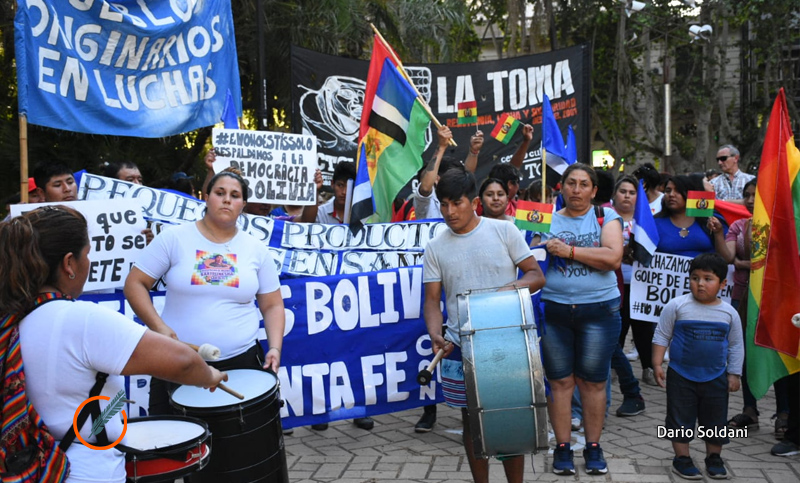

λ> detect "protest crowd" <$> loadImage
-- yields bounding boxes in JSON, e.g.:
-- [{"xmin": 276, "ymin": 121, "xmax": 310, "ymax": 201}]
[{"xmin": 2, "ymin": 4, "xmax": 799, "ymax": 483}]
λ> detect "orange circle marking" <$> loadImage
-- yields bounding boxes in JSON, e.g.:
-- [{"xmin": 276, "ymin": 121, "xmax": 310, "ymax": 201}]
[{"xmin": 72, "ymin": 395, "xmax": 127, "ymax": 450}]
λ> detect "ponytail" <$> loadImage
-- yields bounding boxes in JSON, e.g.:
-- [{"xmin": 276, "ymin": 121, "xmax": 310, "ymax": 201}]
[{"xmin": 0, "ymin": 206, "xmax": 88, "ymax": 315}]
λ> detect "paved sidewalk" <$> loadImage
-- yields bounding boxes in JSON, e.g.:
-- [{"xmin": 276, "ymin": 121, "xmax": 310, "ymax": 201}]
[{"xmin": 284, "ymin": 364, "xmax": 799, "ymax": 482}]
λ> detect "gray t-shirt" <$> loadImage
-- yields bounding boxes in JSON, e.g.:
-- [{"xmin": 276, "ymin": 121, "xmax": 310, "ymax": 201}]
[
  {"xmin": 653, "ymin": 293, "xmax": 744, "ymax": 381},
  {"xmin": 412, "ymin": 184, "xmax": 441, "ymax": 220},
  {"xmin": 423, "ymin": 217, "xmax": 533, "ymax": 345},
  {"xmin": 541, "ymin": 207, "xmax": 622, "ymax": 304}
]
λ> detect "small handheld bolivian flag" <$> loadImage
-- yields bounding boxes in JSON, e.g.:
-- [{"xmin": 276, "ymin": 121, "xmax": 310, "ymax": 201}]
[
  {"xmin": 457, "ymin": 101, "xmax": 478, "ymax": 125},
  {"xmin": 515, "ymin": 200, "xmax": 554, "ymax": 232},
  {"xmin": 686, "ymin": 190, "xmax": 715, "ymax": 217},
  {"xmin": 490, "ymin": 114, "xmax": 520, "ymax": 144}
]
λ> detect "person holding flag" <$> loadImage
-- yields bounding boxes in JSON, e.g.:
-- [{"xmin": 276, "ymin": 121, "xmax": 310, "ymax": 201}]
[{"xmin": 744, "ymin": 89, "xmax": 800, "ymax": 457}]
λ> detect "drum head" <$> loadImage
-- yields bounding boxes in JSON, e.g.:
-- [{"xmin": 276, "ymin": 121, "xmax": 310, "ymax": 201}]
[
  {"xmin": 123, "ymin": 417, "xmax": 208, "ymax": 451},
  {"xmin": 171, "ymin": 369, "xmax": 277, "ymax": 409}
]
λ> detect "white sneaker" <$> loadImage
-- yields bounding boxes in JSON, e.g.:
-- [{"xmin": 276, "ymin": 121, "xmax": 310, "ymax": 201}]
[
  {"xmin": 664, "ymin": 350, "xmax": 670, "ymax": 362},
  {"xmin": 625, "ymin": 348, "xmax": 639, "ymax": 361},
  {"xmin": 642, "ymin": 368, "xmax": 658, "ymax": 386},
  {"xmin": 571, "ymin": 418, "xmax": 582, "ymax": 431}
]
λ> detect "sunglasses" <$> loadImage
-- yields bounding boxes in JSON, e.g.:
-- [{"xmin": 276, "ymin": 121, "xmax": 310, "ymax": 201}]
[{"xmin": 716, "ymin": 155, "xmax": 732, "ymax": 162}]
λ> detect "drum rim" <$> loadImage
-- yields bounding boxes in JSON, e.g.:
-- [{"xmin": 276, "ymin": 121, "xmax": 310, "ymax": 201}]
[
  {"xmin": 117, "ymin": 415, "xmax": 210, "ymax": 458},
  {"xmin": 169, "ymin": 369, "xmax": 280, "ymax": 413}
]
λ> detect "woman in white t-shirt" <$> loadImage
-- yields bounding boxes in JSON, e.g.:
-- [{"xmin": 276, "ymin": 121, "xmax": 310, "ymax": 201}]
[
  {"xmin": 0, "ymin": 206, "xmax": 225, "ymax": 483},
  {"xmin": 125, "ymin": 169, "xmax": 285, "ymax": 414}
]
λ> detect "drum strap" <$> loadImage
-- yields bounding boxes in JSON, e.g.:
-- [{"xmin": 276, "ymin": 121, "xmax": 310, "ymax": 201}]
[{"xmin": 58, "ymin": 372, "xmax": 110, "ymax": 450}]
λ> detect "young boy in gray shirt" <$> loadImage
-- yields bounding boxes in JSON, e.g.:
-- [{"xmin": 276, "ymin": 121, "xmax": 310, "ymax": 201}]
[{"xmin": 653, "ymin": 252, "xmax": 744, "ymax": 480}]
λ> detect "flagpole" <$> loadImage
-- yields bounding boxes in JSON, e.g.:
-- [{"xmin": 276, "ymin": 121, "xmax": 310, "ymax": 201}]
[
  {"xmin": 541, "ymin": 148, "xmax": 547, "ymax": 203},
  {"xmin": 370, "ymin": 24, "xmax": 457, "ymax": 147},
  {"xmin": 20, "ymin": 114, "xmax": 29, "ymax": 203}
]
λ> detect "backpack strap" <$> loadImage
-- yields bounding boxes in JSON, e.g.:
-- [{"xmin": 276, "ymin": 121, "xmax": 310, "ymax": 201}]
[
  {"xmin": 58, "ymin": 372, "xmax": 110, "ymax": 451},
  {"xmin": 594, "ymin": 205, "xmax": 605, "ymax": 227}
]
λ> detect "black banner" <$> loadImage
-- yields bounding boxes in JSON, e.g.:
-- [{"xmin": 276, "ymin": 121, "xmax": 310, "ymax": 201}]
[{"xmin": 291, "ymin": 44, "xmax": 591, "ymax": 187}]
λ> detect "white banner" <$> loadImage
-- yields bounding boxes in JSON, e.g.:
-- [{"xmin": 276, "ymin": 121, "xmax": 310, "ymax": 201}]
[
  {"xmin": 630, "ymin": 252, "xmax": 735, "ymax": 323},
  {"xmin": 11, "ymin": 200, "xmax": 147, "ymax": 292},
  {"xmin": 212, "ymin": 128, "xmax": 317, "ymax": 205}
]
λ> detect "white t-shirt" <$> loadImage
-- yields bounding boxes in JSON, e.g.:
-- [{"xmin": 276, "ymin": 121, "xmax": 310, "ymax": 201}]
[
  {"xmin": 412, "ymin": 184, "xmax": 441, "ymax": 220},
  {"xmin": 134, "ymin": 222, "xmax": 280, "ymax": 359},
  {"xmin": 649, "ymin": 192, "xmax": 664, "ymax": 215},
  {"xmin": 19, "ymin": 300, "xmax": 146, "ymax": 483},
  {"xmin": 423, "ymin": 217, "xmax": 533, "ymax": 345}
]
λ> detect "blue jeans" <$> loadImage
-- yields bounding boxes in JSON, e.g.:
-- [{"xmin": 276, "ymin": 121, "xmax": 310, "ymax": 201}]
[
  {"xmin": 541, "ymin": 297, "xmax": 622, "ymax": 383},
  {"xmin": 611, "ymin": 344, "xmax": 641, "ymax": 399}
]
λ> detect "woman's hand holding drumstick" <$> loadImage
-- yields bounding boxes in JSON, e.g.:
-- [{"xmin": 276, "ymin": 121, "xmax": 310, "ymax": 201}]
[{"xmin": 184, "ymin": 341, "xmax": 245, "ymax": 400}]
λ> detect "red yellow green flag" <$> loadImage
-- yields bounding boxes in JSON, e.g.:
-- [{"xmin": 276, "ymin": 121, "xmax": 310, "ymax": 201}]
[
  {"xmin": 685, "ymin": 190, "xmax": 715, "ymax": 217},
  {"xmin": 746, "ymin": 88, "xmax": 800, "ymax": 398},
  {"xmin": 490, "ymin": 114, "xmax": 520, "ymax": 144},
  {"xmin": 457, "ymin": 101, "xmax": 478, "ymax": 125},
  {"xmin": 515, "ymin": 200, "xmax": 554, "ymax": 232}
]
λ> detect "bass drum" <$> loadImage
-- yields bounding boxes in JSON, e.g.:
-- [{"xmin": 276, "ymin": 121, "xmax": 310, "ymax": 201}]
[
  {"xmin": 170, "ymin": 369, "xmax": 288, "ymax": 483},
  {"xmin": 457, "ymin": 287, "xmax": 548, "ymax": 459}
]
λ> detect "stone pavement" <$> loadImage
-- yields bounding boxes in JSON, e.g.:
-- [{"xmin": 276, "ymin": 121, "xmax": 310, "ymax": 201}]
[{"xmin": 283, "ymin": 364, "xmax": 799, "ymax": 482}]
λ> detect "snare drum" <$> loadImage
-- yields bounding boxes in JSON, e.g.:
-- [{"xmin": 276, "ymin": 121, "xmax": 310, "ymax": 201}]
[
  {"xmin": 170, "ymin": 369, "xmax": 288, "ymax": 483},
  {"xmin": 457, "ymin": 287, "xmax": 548, "ymax": 458},
  {"xmin": 117, "ymin": 416, "xmax": 210, "ymax": 483}
]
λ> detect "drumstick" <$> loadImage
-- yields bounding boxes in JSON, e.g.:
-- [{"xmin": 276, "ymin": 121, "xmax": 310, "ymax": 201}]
[
  {"xmin": 215, "ymin": 382, "xmax": 245, "ymax": 400},
  {"xmin": 417, "ymin": 348, "xmax": 446, "ymax": 385},
  {"xmin": 185, "ymin": 342, "xmax": 222, "ymax": 361},
  {"xmin": 182, "ymin": 343, "xmax": 244, "ymax": 399}
]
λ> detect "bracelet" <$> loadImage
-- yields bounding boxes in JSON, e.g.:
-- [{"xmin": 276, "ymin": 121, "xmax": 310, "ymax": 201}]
[
  {"xmin": 569, "ymin": 246, "xmax": 575, "ymax": 260},
  {"xmin": 269, "ymin": 347, "xmax": 281, "ymax": 353},
  {"xmin": 469, "ymin": 149, "xmax": 480, "ymax": 155}
]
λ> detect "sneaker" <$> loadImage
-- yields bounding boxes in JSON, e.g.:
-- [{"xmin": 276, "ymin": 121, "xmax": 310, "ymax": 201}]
[
  {"xmin": 282, "ymin": 427, "xmax": 294, "ymax": 435},
  {"xmin": 414, "ymin": 410, "xmax": 436, "ymax": 433},
  {"xmin": 552, "ymin": 442, "xmax": 576, "ymax": 475},
  {"xmin": 571, "ymin": 417, "xmax": 582, "ymax": 431},
  {"xmin": 626, "ymin": 348, "xmax": 639, "ymax": 361},
  {"xmin": 704, "ymin": 453, "xmax": 728, "ymax": 479},
  {"xmin": 310, "ymin": 423, "xmax": 328, "ymax": 431},
  {"xmin": 616, "ymin": 396, "xmax": 646, "ymax": 417},
  {"xmin": 642, "ymin": 368, "xmax": 658, "ymax": 386},
  {"xmin": 771, "ymin": 440, "xmax": 800, "ymax": 456},
  {"xmin": 583, "ymin": 442, "xmax": 608, "ymax": 475},
  {"xmin": 354, "ymin": 417, "xmax": 374, "ymax": 430},
  {"xmin": 672, "ymin": 456, "xmax": 702, "ymax": 480}
]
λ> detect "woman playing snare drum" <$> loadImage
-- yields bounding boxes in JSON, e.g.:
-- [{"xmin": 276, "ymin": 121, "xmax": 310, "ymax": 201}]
[
  {"xmin": 0, "ymin": 206, "xmax": 225, "ymax": 483},
  {"xmin": 125, "ymin": 168, "xmax": 285, "ymax": 414},
  {"xmin": 540, "ymin": 164, "xmax": 624, "ymax": 476}
]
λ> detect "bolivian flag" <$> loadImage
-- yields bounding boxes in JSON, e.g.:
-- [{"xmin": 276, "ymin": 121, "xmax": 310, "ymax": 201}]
[
  {"xmin": 515, "ymin": 200, "xmax": 554, "ymax": 233},
  {"xmin": 457, "ymin": 101, "xmax": 478, "ymax": 125},
  {"xmin": 491, "ymin": 114, "xmax": 520, "ymax": 144},
  {"xmin": 685, "ymin": 190, "xmax": 715, "ymax": 217},
  {"xmin": 746, "ymin": 88, "xmax": 800, "ymax": 398}
]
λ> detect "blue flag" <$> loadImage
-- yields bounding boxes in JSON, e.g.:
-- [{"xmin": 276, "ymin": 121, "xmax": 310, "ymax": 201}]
[
  {"xmin": 542, "ymin": 94, "xmax": 569, "ymax": 174},
  {"xmin": 221, "ymin": 89, "xmax": 239, "ymax": 129},
  {"xmin": 350, "ymin": 143, "xmax": 375, "ymax": 233},
  {"xmin": 566, "ymin": 125, "xmax": 578, "ymax": 164},
  {"xmin": 631, "ymin": 180, "xmax": 660, "ymax": 266}
]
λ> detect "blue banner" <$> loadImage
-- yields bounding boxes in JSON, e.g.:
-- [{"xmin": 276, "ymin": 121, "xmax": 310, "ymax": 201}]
[
  {"xmin": 15, "ymin": 1, "xmax": 241, "ymax": 137},
  {"xmin": 82, "ymin": 266, "xmax": 444, "ymax": 428}
]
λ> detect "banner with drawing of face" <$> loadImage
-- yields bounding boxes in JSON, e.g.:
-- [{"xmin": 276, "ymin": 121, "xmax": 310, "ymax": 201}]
[{"xmin": 291, "ymin": 44, "xmax": 590, "ymax": 188}]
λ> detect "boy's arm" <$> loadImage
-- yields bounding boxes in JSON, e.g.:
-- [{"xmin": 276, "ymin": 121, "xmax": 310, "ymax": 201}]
[
  {"xmin": 423, "ymin": 281, "xmax": 452, "ymax": 357},
  {"xmin": 727, "ymin": 307, "xmax": 744, "ymax": 392},
  {"xmin": 651, "ymin": 344, "xmax": 668, "ymax": 388},
  {"xmin": 504, "ymin": 256, "xmax": 545, "ymax": 293},
  {"xmin": 418, "ymin": 127, "xmax": 452, "ymax": 197},
  {"xmin": 651, "ymin": 299, "xmax": 678, "ymax": 388},
  {"xmin": 463, "ymin": 131, "xmax": 484, "ymax": 173}
]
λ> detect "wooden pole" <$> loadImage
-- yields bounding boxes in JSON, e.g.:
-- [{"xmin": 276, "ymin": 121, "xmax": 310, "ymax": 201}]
[
  {"xmin": 369, "ymin": 24, "xmax": 456, "ymax": 147},
  {"xmin": 20, "ymin": 115, "xmax": 29, "ymax": 203},
  {"xmin": 541, "ymin": 149, "xmax": 547, "ymax": 203}
]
